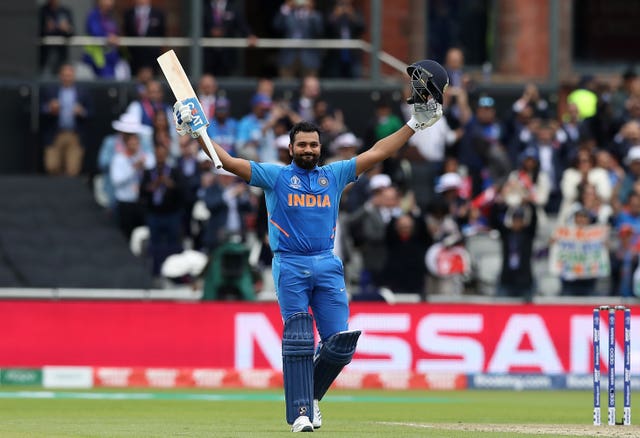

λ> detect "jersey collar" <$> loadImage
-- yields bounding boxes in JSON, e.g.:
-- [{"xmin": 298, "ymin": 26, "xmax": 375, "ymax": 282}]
[{"xmin": 290, "ymin": 161, "xmax": 319, "ymax": 174}]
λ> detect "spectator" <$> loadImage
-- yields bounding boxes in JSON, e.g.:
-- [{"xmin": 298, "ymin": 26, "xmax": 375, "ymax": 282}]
[
  {"xmin": 530, "ymin": 119, "xmax": 567, "ymax": 214},
  {"xmin": 39, "ymin": 0, "xmax": 74, "ymax": 77},
  {"xmin": 558, "ymin": 147, "xmax": 612, "ymax": 221},
  {"xmin": 323, "ymin": 0, "xmax": 365, "ymax": 78},
  {"xmin": 175, "ymin": 136, "xmax": 205, "ymax": 247},
  {"xmin": 441, "ymin": 49, "xmax": 473, "ymax": 132},
  {"xmin": 197, "ymin": 74, "xmax": 218, "ymax": 121},
  {"xmin": 272, "ymin": 0, "xmax": 324, "ymax": 78},
  {"xmin": 151, "ymin": 108, "xmax": 179, "ymax": 159},
  {"xmin": 596, "ymin": 149, "xmax": 625, "ymax": 195},
  {"xmin": 122, "ymin": 80, "xmax": 174, "ymax": 136},
  {"xmin": 140, "ymin": 142, "xmax": 184, "ymax": 276},
  {"xmin": 366, "ymin": 96, "xmax": 404, "ymax": 145},
  {"xmin": 40, "ymin": 63, "xmax": 91, "ymax": 176},
  {"xmin": 123, "ymin": 0, "xmax": 166, "ymax": 76},
  {"xmin": 199, "ymin": 167, "xmax": 254, "ymax": 253},
  {"xmin": 110, "ymin": 122, "xmax": 155, "ymax": 239},
  {"xmin": 97, "ymin": 112, "xmax": 154, "ymax": 212},
  {"xmin": 619, "ymin": 94, "xmax": 640, "ymax": 126},
  {"xmin": 129, "ymin": 65, "xmax": 155, "ymax": 102},
  {"xmin": 360, "ymin": 96, "xmax": 406, "ymax": 182},
  {"xmin": 202, "ymin": 0, "xmax": 256, "ymax": 76},
  {"xmin": 611, "ymin": 68, "xmax": 639, "ymax": 121},
  {"xmin": 585, "ymin": 83, "xmax": 619, "ymax": 151},
  {"xmin": 290, "ymin": 75, "xmax": 321, "ymax": 121},
  {"xmin": 327, "ymin": 132, "xmax": 361, "ymax": 164},
  {"xmin": 206, "ymin": 96, "xmax": 239, "ymax": 156},
  {"xmin": 459, "ymin": 95, "xmax": 510, "ymax": 197},
  {"xmin": 611, "ymin": 121, "xmax": 640, "ymax": 167},
  {"xmin": 512, "ymin": 83, "xmax": 550, "ymax": 119},
  {"xmin": 348, "ymin": 177, "xmax": 400, "ymax": 296},
  {"xmin": 505, "ymin": 147, "xmax": 551, "ymax": 230},
  {"xmin": 616, "ymin": 192, "xmax": 640, "ymax": 235},
  {"xmin": 617, "ymin": 145, "xmax": 640, "ymax": 208},
  {"xmin": 561, "ymin": 181, "xmax": 613, "ymax": 226},
  {"xmin": 316, "ymin": 109, "xmax": 347, "ymax": 162},
  {"xmin": 444, "ymin": 47, "xmax": 470, "ymax": 91},
  {"xmin": 434, "ymin": 172, "xmax": 471, "ymax": 229},
  {"xmin": 256, "ymin": 77, "xmax": 275, "ymax": 100},
  {"xmin": 236, "ymin": 93, "xmax": 275, "ymax": 162},
  {"xmin": 439, "ymin": 82, "xmax": 472, "ymax": 138},
  {"xmin": 503, "ymin": 99, "xmax": 536, "ymax": 166},
  {"xmin": 83, "ymin": 0, "xmax": 126, "ymax": 79},
  {"xmin": 381, "ymin": 213, "xmax": 431, "ymax": 297},
  {"xmin": 490, "ymin": 202, "xmax": 537, "ymax": 301},
  {"xmin": 405, "ymin": 98, "xmax": 460, "ymax": 212},
  {"xmin": 610, "ymin": 224, "xmax": 640, "ymax": 297},
  {"xmin": 423, "ymin": 194, "xmax": 467, "ymax": 296},
  {"xmin": 559, "ymin": 102, "xmax": 586, "ymax": 152},
  {"xmin": 275, "ymin": 134, "xmax": 292, "ymax": 165}
]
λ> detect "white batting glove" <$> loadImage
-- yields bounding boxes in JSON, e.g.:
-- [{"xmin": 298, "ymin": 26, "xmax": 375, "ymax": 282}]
[
  {"xmin": 406, "ymin": 100, "xmax": 443, "ymax": 131},
  {"xmin": 173, "ymin": 101, "xmax": 199, "ymax": 138}
]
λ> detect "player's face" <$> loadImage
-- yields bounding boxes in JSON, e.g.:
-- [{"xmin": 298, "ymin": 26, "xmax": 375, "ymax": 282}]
[{"xmin": 291, "ymin": 131, "xmax": 321, "ymax": 169}]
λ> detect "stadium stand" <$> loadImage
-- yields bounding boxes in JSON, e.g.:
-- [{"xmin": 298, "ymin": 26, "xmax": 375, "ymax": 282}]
[{"xmin": 0, "ymin": 176, "xmax": 153, "ymax": 289}]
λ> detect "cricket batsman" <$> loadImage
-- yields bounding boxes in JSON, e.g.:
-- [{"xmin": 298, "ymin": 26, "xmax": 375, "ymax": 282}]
[{"xmin": 173, "ymin": 60, "xmax": 448, "ymax": 432}]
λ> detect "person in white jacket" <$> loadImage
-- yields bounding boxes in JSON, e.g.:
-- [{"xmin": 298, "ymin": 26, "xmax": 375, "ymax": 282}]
[{"xmin": 558, "ymin": 147, "xmax": 611, "ymax": 221}]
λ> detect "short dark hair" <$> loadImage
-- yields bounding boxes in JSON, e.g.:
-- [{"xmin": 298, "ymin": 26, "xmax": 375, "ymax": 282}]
[{"xmin": 289, "ymin": 121, "xmax": 321, "ymax": 145}]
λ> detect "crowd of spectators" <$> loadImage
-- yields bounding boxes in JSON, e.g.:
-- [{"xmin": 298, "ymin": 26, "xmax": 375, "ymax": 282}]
[
  {"xmin": 39, "ymin": 0, "xmax": 366, "ymax": 79},
  {"xmin": 37, "ymin": 1, "xmax": 640, "ymax": 301}
]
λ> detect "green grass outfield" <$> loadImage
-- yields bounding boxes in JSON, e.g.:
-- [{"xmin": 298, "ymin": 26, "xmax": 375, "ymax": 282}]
[{"xmin": 0, "ymin": 387, "xmax": 637, "ymax": 437}]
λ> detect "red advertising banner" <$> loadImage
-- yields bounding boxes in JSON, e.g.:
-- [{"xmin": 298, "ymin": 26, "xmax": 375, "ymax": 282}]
[{"xmin": 0, "ymin": 301, "xmax": 637, "ymax": 375}]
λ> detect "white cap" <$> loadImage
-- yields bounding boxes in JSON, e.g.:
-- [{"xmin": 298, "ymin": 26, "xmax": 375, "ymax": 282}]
[
  {"xmin": 331, "ymin": 132, "xmax": 362, "ymax": 152},
  {"xmin": 275, "ymin": 134, "xmax": 290, "ymax": 150},
  {"xmin": 112, "ymin": 112, "xmax": 150, "ymax": 135},
  {"xmin": 626, "ymin": 145, "xmax": 640, "ymax": 165},
  {"xmin": 435, "ymin": 172, "xmax": 462, "ymax": 193},
  {"xmin": 369, "ymin": 173, "xmax": 392, "ymax": 191}
]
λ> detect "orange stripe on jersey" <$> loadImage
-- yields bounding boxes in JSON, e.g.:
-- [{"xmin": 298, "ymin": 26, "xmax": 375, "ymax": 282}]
[{"xmin": 270, "ymin": 219, "xmax": 290, "ymax": 238}]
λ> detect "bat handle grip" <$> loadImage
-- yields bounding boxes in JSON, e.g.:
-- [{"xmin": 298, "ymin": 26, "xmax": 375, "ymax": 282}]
[{"xmin": 196, "ymin": 128, "xmax": 223, "ymax": 169}]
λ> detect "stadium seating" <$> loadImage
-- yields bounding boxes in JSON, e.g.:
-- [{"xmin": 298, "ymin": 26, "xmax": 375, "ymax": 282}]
[{"xmin": 0, "ymin": 176, "xmax": 153, "ymax": 289}]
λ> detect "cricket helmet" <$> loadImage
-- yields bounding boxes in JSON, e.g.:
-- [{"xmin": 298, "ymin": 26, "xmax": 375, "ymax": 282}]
[{"xmin": 406, "ymin": 59, "xmax": 449, "ymax": 105}]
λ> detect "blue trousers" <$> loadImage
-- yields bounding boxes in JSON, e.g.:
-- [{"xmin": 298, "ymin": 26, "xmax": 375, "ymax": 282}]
[{"xmin": 273, "ymin": 251, "xmax": 349, "ymax": 341}]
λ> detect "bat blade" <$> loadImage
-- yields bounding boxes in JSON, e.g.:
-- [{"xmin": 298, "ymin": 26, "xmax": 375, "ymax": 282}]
[
  {"xmin": 157, "ymin": 50, "xmax": 196, "ymax": 101},
  {"xmin": 157, "ymin": 50, "xmax": 223, "ymax": 169}
]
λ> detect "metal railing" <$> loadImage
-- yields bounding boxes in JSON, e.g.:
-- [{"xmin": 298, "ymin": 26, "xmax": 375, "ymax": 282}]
[{"xmin": 40, "ymin": 36, "xmax": 408, "ymax": 78}]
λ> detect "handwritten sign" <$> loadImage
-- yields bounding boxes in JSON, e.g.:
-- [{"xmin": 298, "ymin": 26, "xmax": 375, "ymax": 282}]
[{"xmin": 549, "ymin": 225, "xmax": 610, "ymax": 279}]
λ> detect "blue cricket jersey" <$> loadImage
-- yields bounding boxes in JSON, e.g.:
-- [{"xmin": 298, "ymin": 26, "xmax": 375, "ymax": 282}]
[{"xmin": 250, "ymin": 158, "xmax": 357, "ymax": 254}]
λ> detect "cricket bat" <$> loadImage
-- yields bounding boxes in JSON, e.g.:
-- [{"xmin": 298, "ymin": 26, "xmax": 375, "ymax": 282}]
[{"xmin": 157, "ymin": 50, "xmax": 223, "ymax": 168}]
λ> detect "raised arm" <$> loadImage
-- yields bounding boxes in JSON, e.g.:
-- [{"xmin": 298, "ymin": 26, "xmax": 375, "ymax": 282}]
[
  {"xmin": 174, "ymin": 102, "xmax": 252, "ymax": 181},
  {"xmin": 356, "ymin": 58, "xmax": 449, "ymax": 175},
  {"xmin": 355, "ymin": 100, "xmax": 442, "ymax": 175}
]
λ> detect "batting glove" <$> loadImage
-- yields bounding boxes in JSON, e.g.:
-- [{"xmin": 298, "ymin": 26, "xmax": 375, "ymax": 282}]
[
  {"xmin": 406, "ymin": 100, "xmax": 443, "ymax": 131},
  {"xmin": 173, "ymin": 101, "xmax": 200, "ymax": 138}
]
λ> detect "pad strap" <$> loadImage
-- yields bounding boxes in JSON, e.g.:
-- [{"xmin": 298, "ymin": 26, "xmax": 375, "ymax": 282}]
[
  {"xmin": 282, "ymin": 312, "xmax": 315, "ymax": 424},
  {"xmin": 313, "ymin": 330, "xmax": 361, "ymax": 400}
]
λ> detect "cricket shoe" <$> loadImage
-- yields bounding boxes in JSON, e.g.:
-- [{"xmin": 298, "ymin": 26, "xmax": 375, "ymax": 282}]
[
  {"xmin": 312, "ymin": 399, "xmax": 322, "ymax": 429},
  {"xmin": 291, "ymin": 415, "xmax": 314, "ymax": 432}
]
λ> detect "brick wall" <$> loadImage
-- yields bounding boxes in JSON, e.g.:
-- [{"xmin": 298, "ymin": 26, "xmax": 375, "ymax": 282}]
[
  {"xmin": 360, "ymin": 0, "xmax": 412, "ymax": 76},
  {"xmin": 496, "ymin": 0, "xmax": 550, "ymax": 78}
]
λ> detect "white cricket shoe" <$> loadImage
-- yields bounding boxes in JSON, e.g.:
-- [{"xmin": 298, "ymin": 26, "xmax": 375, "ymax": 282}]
[
  {"xmin": 312, "ymin": 399, "xmax": 322, "ymax": 429},
  {"xmin": 291, "ymin": 415, "xmax": 314, "ymax": 432}
]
